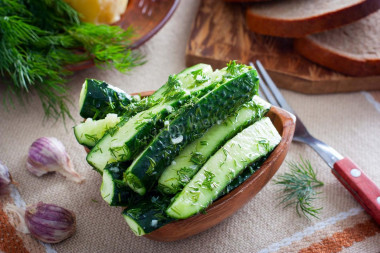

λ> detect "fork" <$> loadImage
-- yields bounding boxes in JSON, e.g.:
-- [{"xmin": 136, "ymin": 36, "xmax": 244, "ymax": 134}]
[{"xmin": 251, "ymin": 60, "xmax": 380, "ymax": 224}]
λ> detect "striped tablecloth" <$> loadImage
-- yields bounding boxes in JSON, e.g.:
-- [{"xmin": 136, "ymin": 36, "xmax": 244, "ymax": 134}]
[{"xmin": 1, "ymin": 1, "xmax": 379, "ymax": 252}]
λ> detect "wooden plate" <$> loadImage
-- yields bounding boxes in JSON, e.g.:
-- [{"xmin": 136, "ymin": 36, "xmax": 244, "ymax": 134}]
[
  {"xmin": 68, "ymin": 0, "xmax": 180, "ymax": 71},
  {"xmin": 130, "ymin": 91, "xmax": 295, "ymax": 241}
]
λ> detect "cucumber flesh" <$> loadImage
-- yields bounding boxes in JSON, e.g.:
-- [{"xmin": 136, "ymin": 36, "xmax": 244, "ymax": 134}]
[
  {"xmin": 86, "ymin": 64, "xmax": 215, "ymax": 172},
  {"xmin": 79, "ymin": 79, "xmax": 140, "ymax": 119},
  {"xmin": 158, "ymin": 95, "xmax": 270, "ymax": 194},
  {"xmin": 73, "ymin": 113, "xmax": 121, "ymax": 148},
  {"xmin": 125, "ymin": 64, "xmax": 259, "ymax": 196},
  {"xmin": 166, "ymin": 117, "xmax": 281, "ymax": 219},
  {"xmin": 100, "ymin": 163, "xmax": 141, "ymax": 206},
  {"xmin": 219, "ymin": 155, "xmax": 267, "ymax": 196}
]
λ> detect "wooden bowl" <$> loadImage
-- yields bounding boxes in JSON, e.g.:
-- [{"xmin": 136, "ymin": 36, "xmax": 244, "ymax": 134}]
[
  {"xmin": 134, "ymin": 91, "xmax": 295, "ymax": 241},
  {"xmin": 85, "ymin": 90, "xmax": 295, "ymax": 241}
]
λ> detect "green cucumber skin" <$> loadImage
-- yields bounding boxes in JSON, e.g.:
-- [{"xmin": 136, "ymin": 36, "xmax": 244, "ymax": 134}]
[
  {"xmin": 123, "ymin": 64, "xmax": 213, "ymax": 117},
  {"xmin": 122, "ymin": 193, "xmax": 174, "ymax": 235},
  {"xmin": 101, "ymin": 163, "xmax": 141, "ymax": 206},
  {"xmin": 166, "ymin": 117, "xmax": 281, "ymax": 219},
  {"xmin": 79, "ymin": 79, "xmax": 140, "ymax": 119},
  {"xmin": 157, "ymin": 96, "xmax": 271, "ymax": 195},
  {"xmin": 86, "ymin": 65, "xmax": 216, "ymax": 172},
  {"xmin": 125, "ymin": 69, "xmax": 260, "ymax": 196}
]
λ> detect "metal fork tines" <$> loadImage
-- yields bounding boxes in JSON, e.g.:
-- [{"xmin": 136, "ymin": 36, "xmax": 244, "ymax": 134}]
[{"xmin": 250, "ymin": 61, "xmax": 343, "ymax": 168}]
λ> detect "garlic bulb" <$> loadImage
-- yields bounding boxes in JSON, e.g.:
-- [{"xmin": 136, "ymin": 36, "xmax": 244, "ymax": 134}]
[
  {"xmin": 26, "ymin": 137, "xmax": 84, "ymax": 183},
  {"xmin": 25, "ymin": 202, "xmax": 76, "ymax": 243},
  {"xmin": 0, "ymin": 160, "xmax": 11, "ymax": 194},
  {"xmin": 6, "ymin": 202, "xmax": 76, "ymax": 243}
]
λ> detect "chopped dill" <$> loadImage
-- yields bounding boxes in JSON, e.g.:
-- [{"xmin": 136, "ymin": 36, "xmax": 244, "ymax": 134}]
[
  {"xmin": 84, "ymin": 134, "xmax": 99, "ymax": 143},
  {"xmin": 202, "ymin": 170, "xmax": 216, "ymax": 190}
]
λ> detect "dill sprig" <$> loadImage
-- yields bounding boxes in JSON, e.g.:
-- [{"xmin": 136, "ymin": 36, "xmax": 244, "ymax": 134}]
[
  {"xmin": 0, "ymin": 0, "xmax": 144, "ymax": 122},
  {"xmin": 274, "ymin": 157, "xmax": 324, "ymax": 220}
]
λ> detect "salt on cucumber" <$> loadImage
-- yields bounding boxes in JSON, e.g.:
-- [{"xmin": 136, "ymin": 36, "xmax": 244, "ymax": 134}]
[
  {"xmin": 101, "ymin": 162, "xmax": 141, "ymax": 206},
  {"xmin": 125, "ymin": 64, "xmax": 259, "ymax": 196},
  {"xmin": 158, "ymin": 95, "xmax": 271, "ymax": 194},
  {"xmin": 86, "ymin": 64, "xmax": 215, "ymax": 172},
  {"xmin": 79, "ymin": 79, "xmax": 140, "ymax": 119},
  {"xmin": 74, "ymin": 113, "xmax": 121, "ymax": 148},
  {"xmin": 166, "ymin": 117, "xmax": 281, "ymax": 219},
  {"xmin": 122, "ymin": 193, "xmax": 174, "ymax": 236}
]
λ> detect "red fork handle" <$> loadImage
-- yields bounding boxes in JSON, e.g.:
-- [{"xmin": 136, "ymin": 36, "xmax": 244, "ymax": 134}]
[{"xmin": 332, "ymin": 157, "xmax": 380, "ymax": 224}]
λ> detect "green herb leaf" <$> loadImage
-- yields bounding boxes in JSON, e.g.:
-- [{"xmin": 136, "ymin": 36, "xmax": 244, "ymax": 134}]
[
  {"xmin": 274, "ymin": 157, "xmax": 324, "ymax": 220},
  {"xmin": 0, "ymin": 0, "xmax": 144, "ymax": 122}
]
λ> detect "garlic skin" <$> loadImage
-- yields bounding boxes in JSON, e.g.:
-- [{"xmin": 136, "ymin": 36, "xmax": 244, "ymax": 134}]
[
  {"xmin": 0, "ymin": 160, "xmax": 11, "ymax": 194},
  {"xmin": 26, "ymin": 137, "xmax": 84, "ymax": 183},
  {"xmin": 25, "ymin": 202, "xmax": 76, "ymax": 243}
]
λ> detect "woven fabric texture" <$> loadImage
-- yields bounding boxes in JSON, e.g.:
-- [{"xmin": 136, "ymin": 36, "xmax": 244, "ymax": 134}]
[{"xmin": 0, "ymin": 1, "xmax": 380, "ymax": 252}]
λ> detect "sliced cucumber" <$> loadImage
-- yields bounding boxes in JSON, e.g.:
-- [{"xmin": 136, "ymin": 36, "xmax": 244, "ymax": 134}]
[
  {"xmin": 125, "ymin": 64, "xmax": 259, "ymax": 195},
  {"xmin": 100, "ymin": 163, "xmax": 141, "ymax": 206},
  {"xmin": 166, "ymin": 117, "xmax": 281, "ymax": 219},
  {"xmin": 123, "ymin": 63, "xmax": 214, "ymax": 117},
  {"xmin": 79, "ymin": 79, "xmax": 140, "ymax": 119},
  {"xmin": 122, "ymin": 155, "xmax": 269, "ymax": 235},
  {"xmin": 73, "ymin": 114, "xmax": 121, "ymax": 148},
  {"xmin": 219, "ymin": 155, "xmax": 267, "ymax": 196},
  {"xmin": 122, "ymin": 193, "xmax": 174, "ymax": 236},
  {"xmin": 87, "ymin": 64, "xmax": 216, "ymax": 172},
  {"xmin": 158, "ymin": 95, "xmax": 270, "ymax": 194}
]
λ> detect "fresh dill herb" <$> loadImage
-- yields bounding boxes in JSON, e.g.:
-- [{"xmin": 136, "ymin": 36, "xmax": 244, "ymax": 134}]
[
  {"xmin": 274, "ymin": 157, "xmax": 324, "ymax": 220},
  {"xmin": 190, "ymin": 152, "xmax": 206, "ymax": 165},
  {"xmin": 200, "ymin": 140, "xmax": 208, "ymax": 146},
  {"xmin": 109, "ymin": 146, "xmax": 124, "ymax": 158},
  {"xmin": 191, "ymin": 69, "xmax": 210, "ymax": 84},
  {"xmin": 177, "ymin": 167, "xmax": 194, "ymax": 186},
  {"xmin": 84, "ymin": 134, "xmax": 99, "ymax": 143},
  {"xmin": 0, "ymin": 0, "xmax": 144, "ymax": 122},
  {"xmin": 258, "ymin": 139, "xmax": 270, "ymax": 152},
  {"xmin": 202, "ymin": 170, "xmax": 216, "ymax": 190},
  {"xmin": 145, "ymin": 156, "xmax": 156, "ymax": 176}
]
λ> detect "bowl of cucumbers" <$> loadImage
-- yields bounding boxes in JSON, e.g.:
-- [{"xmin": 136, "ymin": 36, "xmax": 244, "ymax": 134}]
[{"xmin": 73, "ymin": 61, "xmax": 295, "ymax": 241}]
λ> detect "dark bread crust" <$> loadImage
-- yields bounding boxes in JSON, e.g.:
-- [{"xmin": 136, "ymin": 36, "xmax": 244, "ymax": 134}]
[
  {"xmin": 246, "ymin": 0, "xmax": 380, "ymax": 37},
  {"xmin": 294, "ymin": 37, "xmax": 380, "ymax": 77}
]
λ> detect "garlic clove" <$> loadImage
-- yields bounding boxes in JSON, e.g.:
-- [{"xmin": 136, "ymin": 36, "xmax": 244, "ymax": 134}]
[
  {"xmin": 0, "ymin": 160, "xmax": 12, "ymax": 194},
  {"xmin": 25, "ymin": 202, "xmax": 76, "ymax": 243},
  {"xmin": 6, "ymin": 202, "xmax": 76, "ymax": 243},
  {"xmin": 26, "ymin": 137, "xmax": 85, "ymax": 183}
]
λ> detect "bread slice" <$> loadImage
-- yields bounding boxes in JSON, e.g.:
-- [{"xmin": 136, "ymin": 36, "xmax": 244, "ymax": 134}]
[
  {"xmin": 294, "ymin": 10, "xmax": 380, "ymax": 77},
  {"xmin": 246, "ymin": 0, "xmax": 380, "ymax": 37}
]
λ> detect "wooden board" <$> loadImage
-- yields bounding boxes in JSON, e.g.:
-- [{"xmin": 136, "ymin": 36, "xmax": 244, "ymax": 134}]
[{"xmin": 185, "ymin": 0, "xmax": 380, "ymax": 94}]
